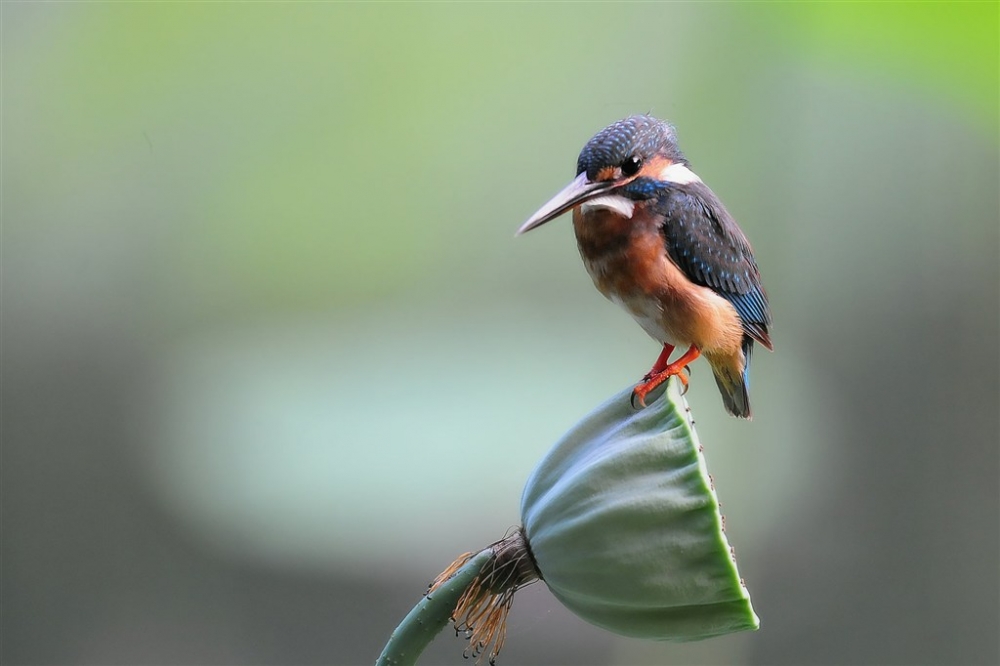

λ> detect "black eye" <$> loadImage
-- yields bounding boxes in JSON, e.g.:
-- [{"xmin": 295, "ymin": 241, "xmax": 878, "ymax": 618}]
[{"xmin": 621, "ymin": 155, "xmax": 642, "ymax": 177}]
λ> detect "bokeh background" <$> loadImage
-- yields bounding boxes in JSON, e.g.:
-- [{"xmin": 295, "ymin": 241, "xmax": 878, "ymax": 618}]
[{"xmin": 3, "ymin": 3, "xmax": 997, "ymax": 665}]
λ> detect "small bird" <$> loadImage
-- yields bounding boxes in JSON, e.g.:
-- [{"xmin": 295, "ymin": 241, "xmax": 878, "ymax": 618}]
[{"xmin": 517, "ymin": 115, "xmax": 772, "ymax": 418}]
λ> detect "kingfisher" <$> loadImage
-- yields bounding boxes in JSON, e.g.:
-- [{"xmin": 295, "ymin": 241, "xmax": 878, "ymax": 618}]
[{"xmin": 517, "ymin": 115, "xmax": 772, "ymax": 418}]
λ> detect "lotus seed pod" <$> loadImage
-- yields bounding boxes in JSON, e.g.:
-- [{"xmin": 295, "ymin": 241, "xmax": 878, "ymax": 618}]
[
  {"xmin": 520, "ymin": 380, "xmax": 759, "ymax": 640},
  {"xmin": 432, "ymin": 381, "xmax": 757, "ymax": 664}
]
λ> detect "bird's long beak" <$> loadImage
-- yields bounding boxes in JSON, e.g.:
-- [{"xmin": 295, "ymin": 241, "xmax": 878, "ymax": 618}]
[{"xmin": 516, "ymin": 172, "xmax": 614, "ymax": 235}]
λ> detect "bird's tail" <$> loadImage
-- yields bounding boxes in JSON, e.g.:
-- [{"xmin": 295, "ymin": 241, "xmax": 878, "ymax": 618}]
[{"xmin": 709, "ymin": 336, "xmax": 754, "ymax": 419}]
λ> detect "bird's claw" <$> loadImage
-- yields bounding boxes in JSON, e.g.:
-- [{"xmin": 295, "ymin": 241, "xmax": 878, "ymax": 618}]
[
  {"xmin": 630, "ymin": 390, "xmax": 643, "ymax": 410},
  {"xmin": 631, "ymin": 365, "xmax": 691, "ymax": 408},
  {"xmin": 678, "ymin": 366, "xmax": 691, "ymax": 394}
]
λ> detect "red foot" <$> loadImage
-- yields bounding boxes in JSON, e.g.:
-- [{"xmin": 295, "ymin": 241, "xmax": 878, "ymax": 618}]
[
  {"xmin": 646, "ymin": 344, "xmax": 675, "ymax": 377},
  {"xmin": 632, "ymin": 345, "xmax": 701, "ymax": 408}
]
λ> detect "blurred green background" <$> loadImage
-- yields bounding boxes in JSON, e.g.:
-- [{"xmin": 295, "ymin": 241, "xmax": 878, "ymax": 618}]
[{"xmin": 3, "ymin": 3, "xmax": 997, "ymax": 665}]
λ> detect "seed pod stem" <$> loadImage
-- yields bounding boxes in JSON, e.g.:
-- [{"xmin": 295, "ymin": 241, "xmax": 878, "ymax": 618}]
[{"xmin": 375, "ymin": 549, "xmax": 492, "ymax": 666}]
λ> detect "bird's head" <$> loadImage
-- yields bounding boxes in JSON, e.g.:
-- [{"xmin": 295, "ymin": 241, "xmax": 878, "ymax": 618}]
[{"xmin": 517, "ymin": 115, "xmax": 696, "ymax": 235}]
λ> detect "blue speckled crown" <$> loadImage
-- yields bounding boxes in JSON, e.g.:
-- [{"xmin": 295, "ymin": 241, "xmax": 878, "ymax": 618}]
[{"xmin": 576, "ymin": 115, "xmax": 681, "ymax": 179}]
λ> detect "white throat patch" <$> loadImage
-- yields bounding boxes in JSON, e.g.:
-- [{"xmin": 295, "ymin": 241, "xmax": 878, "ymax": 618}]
[{"xmin": 580, "ymin": 194, "xmax": 635, "ymax": 219}]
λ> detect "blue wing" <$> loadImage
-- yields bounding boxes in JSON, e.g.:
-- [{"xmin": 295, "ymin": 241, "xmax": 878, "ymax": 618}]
[{"xmin": 653, "ymin": 182, "xmax": 773, "ymax": 349}]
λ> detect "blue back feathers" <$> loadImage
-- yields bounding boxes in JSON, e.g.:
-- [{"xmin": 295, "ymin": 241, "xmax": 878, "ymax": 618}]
[{"xmin": 653, "ymin": 182, "xmax": 773, "ymax": 349}]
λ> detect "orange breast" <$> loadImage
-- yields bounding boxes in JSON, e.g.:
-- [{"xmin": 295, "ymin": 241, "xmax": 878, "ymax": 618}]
[{"xmin": 572, "ymin": 206, "xmax": 743, "ymax": 355}]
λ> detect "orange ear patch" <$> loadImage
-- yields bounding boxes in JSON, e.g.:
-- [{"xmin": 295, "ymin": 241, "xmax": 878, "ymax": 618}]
[{"xmin": 639, "ymin": 155, "xmax": 673, "ymax": 180}]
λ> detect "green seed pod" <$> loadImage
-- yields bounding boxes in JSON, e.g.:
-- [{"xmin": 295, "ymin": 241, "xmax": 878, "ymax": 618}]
[
  {"xmin": 425, "ymin": 381, "xmax": 758, "ymax": 665},
  {"xmin": 521, "ymin": 381, "xmax": 758, "ymax": 641}
]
